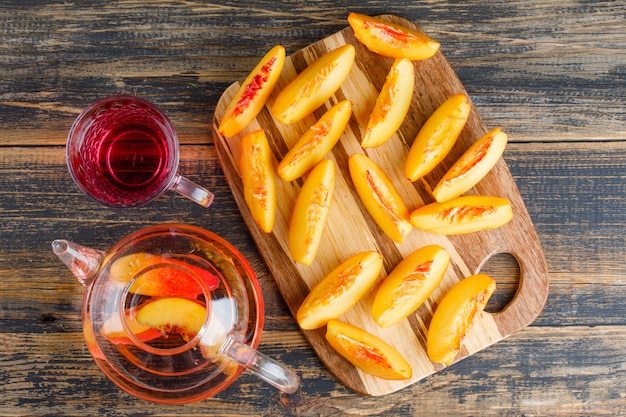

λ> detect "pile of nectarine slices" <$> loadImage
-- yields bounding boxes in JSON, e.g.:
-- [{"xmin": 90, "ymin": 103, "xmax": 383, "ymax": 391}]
[{"xmin": 218, "ymin": 12, "xmax": 515, "ymax": 380}]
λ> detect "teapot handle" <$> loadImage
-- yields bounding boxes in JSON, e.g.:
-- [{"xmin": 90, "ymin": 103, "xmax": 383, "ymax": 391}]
[{"xmin": 220, "ymin": 336, "xmax": 300, "ymax": 394}]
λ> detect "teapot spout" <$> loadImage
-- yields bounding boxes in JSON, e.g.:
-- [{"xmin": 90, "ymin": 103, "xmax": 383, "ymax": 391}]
[{"xmin": 52, "ymin": 239, "xmax": 104, "ymax": 287}]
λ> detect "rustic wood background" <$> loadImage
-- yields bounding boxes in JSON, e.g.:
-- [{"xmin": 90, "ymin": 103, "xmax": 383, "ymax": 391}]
[{"xmin": 1, "ymin": 1, "xmax": 624, "ymax": 416}]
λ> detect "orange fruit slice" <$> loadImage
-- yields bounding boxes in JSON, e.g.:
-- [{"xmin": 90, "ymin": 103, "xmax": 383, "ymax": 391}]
[
  {"xmin": 219, "ymin": 45, "xmax": 285, "ymax": 138},
  {"xmin": 326, "ymin": 319, "xmax": 412, "ymax": 380},
  {"xmin": 349, "ymin": 153, "xmax": 412, "ymax": 243},
  {"xmin": 405, "ymin": 93, "xmax": 471, "ymax": 182},
  {"xmin": 278, "ymin": 100, "xmax": 352, "ymax": 181},
  {"xmin": 348, "ymin": 12, "xmax": 440, "ymax": 61},
  {"xmin": 372, "ymin": 245, "xmax": 450, "ymax": 328},
  {"xmin": 361, "ymin": 58, "xmax": 414, "ymax": 148},
  {"xmin": 409, "ymin": 195, "xmax": 513, "ymax": 235},
  {"xmin": 288, "ymin": 159, "xmax": 336, "ymax": 265},
  {"xmin": 427, "ymin": 274, "xmax": 496, "ymax": 365},
  {"xmin": 433, "ymin": 127, "xmax": 508, "ymax": 202},
  {"xmin": 271, "ymin": 44, "xmax": 355, "ymax": 124},
  {"xmin": 297, "ymin": 251, "xmax": 383, "ymax": 329},
  {"xmin": 240, "ymin": 129, "xmax": 277, "ymax": 233}
]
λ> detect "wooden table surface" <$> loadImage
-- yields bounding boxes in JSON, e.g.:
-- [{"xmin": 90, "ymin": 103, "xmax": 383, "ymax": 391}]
[{"xmin": 1, "ymin": 1, "xmax": 624, "ymax": 416}]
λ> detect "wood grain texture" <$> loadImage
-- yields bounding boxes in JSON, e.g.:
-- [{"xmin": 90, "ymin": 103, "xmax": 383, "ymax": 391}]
[
  {"xmin": 0, "ymin": 0, "xmax": 625, "ymax": 415},
  {"xmin": 213, "ymin": 15, "xmax": 549, "ymax": 396}
]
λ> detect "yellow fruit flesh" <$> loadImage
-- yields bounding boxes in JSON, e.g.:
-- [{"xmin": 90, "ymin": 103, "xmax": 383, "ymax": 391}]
[
  {"xmin": 297, "ymin": 251, "xmax": 383, "ymax": 330},
  {"xmin": 409, "ymin": 195, "xmax": 513, "ymax": 235},
  {"xmin": 427, "ymin": 274, "xmax": 496, "ymax": 365},
  {"xmin": 348, "ymin": 12, "xmax": 440, "ymax": 61},
  {"xmin": 349, "ymin": 153, "xmax": 412, "ymax": 243},
  {"xmin": 219, "ymin": 45, "xmax": 286, "ymax": 138},
  {"xmin": 136, "ymin": 298, "xmax": 207, "ymax": 341},
  {"xmin": 361, "ymin": 58, "xmax": 414, "ymax": 148},
  {"xmin": 271, "ymin": 44, "xmax": 355, "ymax": 124},
  {"xmin": 288, "ymin": 160, "xmax": 336, "ymax": 265},
  {"xmin": 405, "ymin": 94, "xmax": 471, "ymax": 182},
  {"xmin": 433, "ymin": 127, "xmax": 508, "ymax": 202},
  {"xmin": 326, "ymin": 319, "xmax": 412, "ymax": 380},
  {"xmin": 372, "ymin": 245, "xmax": 450, "ymax": 328},
  {"xmin": 240, "ymin": 129, "xmax": 277, "ymax": 233},
  {"xmin": 278, "ymin": 100, "xmax": 352, "ymax": 181}
]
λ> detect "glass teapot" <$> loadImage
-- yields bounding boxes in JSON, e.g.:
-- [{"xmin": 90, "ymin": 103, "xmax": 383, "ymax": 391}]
[{"xmin": 52, "ymin": 223, "xmax": 299, "ymax": 403}]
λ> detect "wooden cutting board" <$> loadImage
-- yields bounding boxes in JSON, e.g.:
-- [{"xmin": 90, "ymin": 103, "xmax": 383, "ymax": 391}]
[{"xmin": 212, "ymin": 15, "xmax": 549, "ymax": 396}]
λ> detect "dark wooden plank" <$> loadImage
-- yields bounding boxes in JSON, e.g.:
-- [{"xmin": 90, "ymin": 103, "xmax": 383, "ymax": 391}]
[
  {"xmin": 1, "ymin": 327, "xmax": 625, "ymax": 416},
  {"xmin": 0, "ymin": 1, "xmax": 624, "ymax": 146}
]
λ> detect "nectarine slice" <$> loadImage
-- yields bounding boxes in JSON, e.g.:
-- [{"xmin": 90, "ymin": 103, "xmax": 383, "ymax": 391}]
[
  {"xmin": 110, "ymin": 253, "xmax": 219, "ymax": 297},
  {"xmin": 278, "ymin": 100, "xmax": 352, "ymax": 181},
  {"xmin": 326, "ymin": 319, "xmax": 412, "ymax": 380},
  {"xmin": 288, "ymin": 159, "xmax": 335, "ymax": 265},
  {"xmin": 297, "ymin": 251, "xmax": 383, "ymax": 330},
  {"xmin": 349, "ymin": 153, "xmax": 412, "ymax": 243},
  {"xmin": 240, "ymin": 129, "xmax": 277, "ymax": 233},
  {"xmin": 409, "ymin": 195, "xmax": 513, "ymax": 235},
  {"xmin": 361, "ymin": 58, "xmax": 414, "ymax": 148},
  {"xmin": 271, "ymin": 44, "xmax": 355, "ymax": 124},
  {"xmin": 433, "ymin": 127, "xmax": 508, "ymax": 202},
  {"xmin": 348, "ymin": 12, "xmax": 440, "ymax": 61},
  {"xmin": 136, "ymin": 297, "xmax": 207, "ymax": 342},
  {"xmin": 100, "ymin": 308, "xmax": 161, "ymax": 345},
  {"xmin": 219, "ymin": 45, "xmax": 286, "ymax": 138},
  {"xmin": 405, "ymin": 94, "xmax": 471, "ymax": 182},
  {"xmin": 427, "ymin": 274, "xmax": 496, "ymax": 365},
  {"xmin": 372, "ymin": 245, "xmax": 450, "ymax": 328}
]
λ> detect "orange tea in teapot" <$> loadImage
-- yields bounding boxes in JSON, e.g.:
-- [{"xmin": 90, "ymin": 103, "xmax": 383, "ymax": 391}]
[{"xmin": 53, "ymin": 224, "xmax": 299, "ymax": 403}]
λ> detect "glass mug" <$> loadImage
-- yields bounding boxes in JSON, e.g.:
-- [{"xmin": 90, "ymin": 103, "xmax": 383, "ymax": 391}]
[{"xmin": 66, "ymin": 95, "xmax": 214, "ymax": 208}]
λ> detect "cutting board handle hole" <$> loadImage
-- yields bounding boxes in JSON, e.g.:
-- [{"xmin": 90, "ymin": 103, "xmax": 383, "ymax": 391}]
[{"xmin": 477, "ymin": 252, "xmax": 521, "ymax": 314}]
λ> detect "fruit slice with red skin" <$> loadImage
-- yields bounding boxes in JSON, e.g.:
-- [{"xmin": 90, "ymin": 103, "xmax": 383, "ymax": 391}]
[
  {"xmin": 136, "ymin": 297, "xmax": 207, "ymax": 342},
  {"xmin": 372, "ymin": 245, "xmax": 450, "ymax": 328},
  {"xmin": 409, "ymin": 195, "xmax": 513, "ymax": 235},
  {"xmin": 100, "ymin": 307, "xmax": 162, "ymax": 345},
  {"xmin": 219, "ymin": 45, "xmax": 286, "ymax": 138},
  {"xmin": 288, "ymin": 160, "xmax": 335, "ymax": 265},
  {"xmin": 297, "ymin": 251, "xmax": 383, "ymax": 330},
  {"xmin": 349, "ymin": 153, "xmax": 412, "ymax": 243},
  {"xmin": 271, "ymin": 44, "xmax": 355, "ymax": 124},
  {"xmin": 240, "ymin": 129, "xmax": 277, "ymax": 233},
  {"xmin": 326, "ymin": 319, "xmax": 412, "ymax": 380},
  {"xmin": 405, "ymin": 94, "xmax": 471, "ymax": 182},
  {"xmin": 278, "ymin": 100, "xmax": 352, "ymax": 181},
  {"xmin": 427, "ymin": 274, "xmax": 496, "ymax": 365},
  {"xmin": 361, "ymin": 58, "xmax": 414, "ymax": 148},
  {"xmin": 433, "ymin": 127, "xmax": 508, "ymax": 202},
  {"xmin": 348, "ymin": 12, "xmax": 440, "ymax": 61},
  {"xmin": 110, "ymin": 253, "xmax": 219, "ymax": 297}
]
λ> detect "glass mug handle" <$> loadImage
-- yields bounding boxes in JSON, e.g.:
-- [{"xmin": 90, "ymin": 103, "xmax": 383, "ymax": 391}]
[{"xmin": 172, "ymin": 175, "xmax": 215, "ymax": 208}]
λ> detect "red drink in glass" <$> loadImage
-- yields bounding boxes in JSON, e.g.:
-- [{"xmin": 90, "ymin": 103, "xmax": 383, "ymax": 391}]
[{"xmin": 67, "ymin": 95, "xmax": 213, "ymax": 208}]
